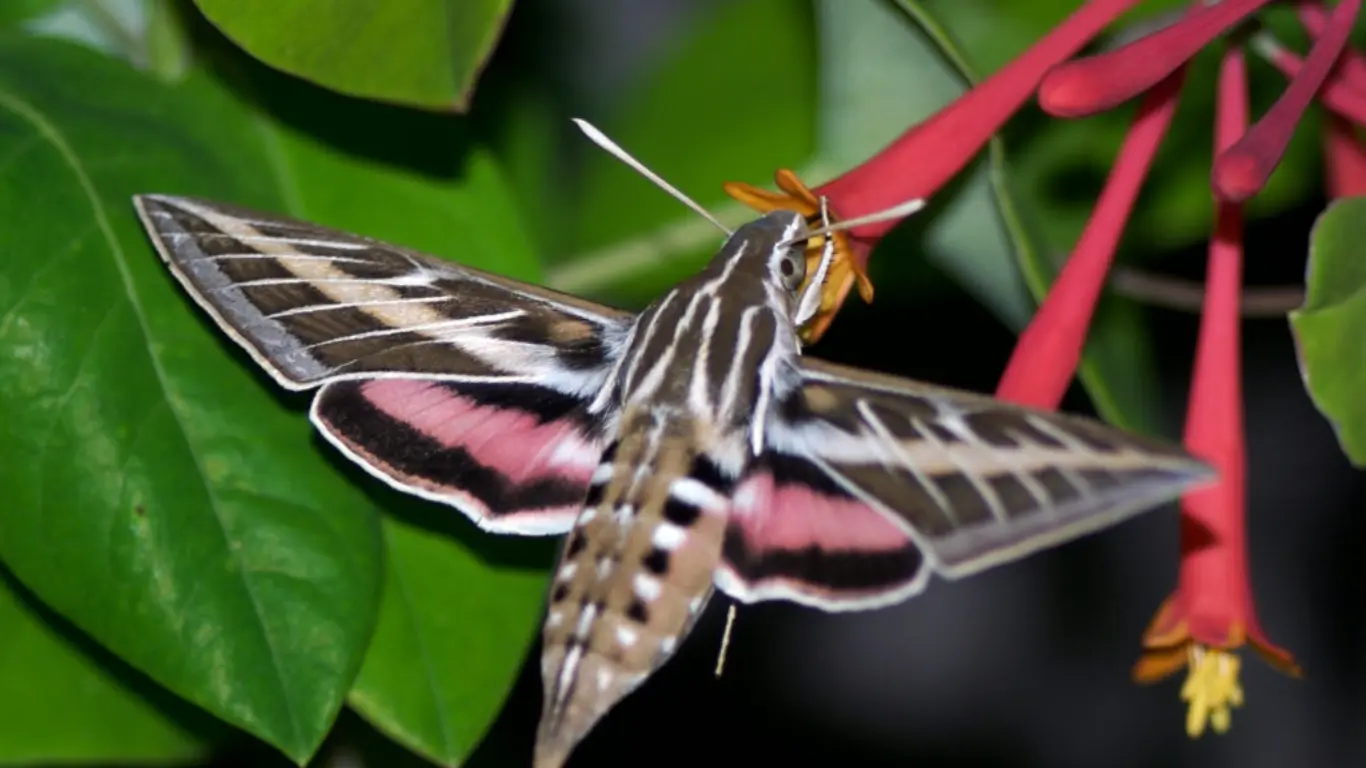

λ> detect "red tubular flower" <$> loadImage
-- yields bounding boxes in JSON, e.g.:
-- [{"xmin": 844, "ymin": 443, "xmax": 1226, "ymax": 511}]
[
  {"xmin": 718, "ymin": 0, "xmax": 1329, "ymax": 739},
  {"xmin": 1212, "ymin": 0, "xmax": 1362, "ymax": 201},
  {"xmin": 1132, "ymin": 45, "xmax": 1301, "ymax": 738},
  {"xmin": 814, "ymin": 0, "xmax": 1146, "ymax": 239},
  {"xmin": 996, "ymin": 71, "xmax": 1187, "ymax": 408},
  {"xmin": 1322, "ymin": 114, "xmax": 1366, "ymax": 198},
  {"xmin": 724, "ymin": 0, "xmax": 1145, "ymax": 341},
  {"xmin": 1252, "ymin": 33, "xmax": 1366, "ymax": 128},
  {"xmin": 1298, "ymin": 0, "xmax": 1366, "ymax": 87},
  {"xmin": 1039, "ymin": 0, "xmax": 1276, "ymax": 117}
]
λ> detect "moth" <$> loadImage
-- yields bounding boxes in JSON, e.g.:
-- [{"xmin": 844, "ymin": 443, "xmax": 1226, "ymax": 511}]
[{"xmin": 134, "ymin": 120, "xmax": 1212, "ymax": 768}]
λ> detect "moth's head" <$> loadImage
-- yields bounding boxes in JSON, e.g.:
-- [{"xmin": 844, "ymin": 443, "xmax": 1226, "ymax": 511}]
[{"xmin": 727, "ymin": 209, "xmax": 809, "ymax": 295}]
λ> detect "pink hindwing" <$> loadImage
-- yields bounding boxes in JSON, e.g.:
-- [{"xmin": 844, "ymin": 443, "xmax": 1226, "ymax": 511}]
[
  {"xmin": 312, "ymin": 378, "xmax": 612, "ymax": 534},
  {"xmin": 718, "ymin": 453, "xmax": 926, "ymax": 610}
]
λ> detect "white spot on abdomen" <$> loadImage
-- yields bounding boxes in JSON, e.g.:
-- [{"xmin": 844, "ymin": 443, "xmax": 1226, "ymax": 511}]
[
  {"xmin": 652, "ymin": 522, "xmax": 687, "ymax": 551},
  {"xmin": 556, "ymin": 644, "xmax": 583, "ymax": 705},
  {"xmin": 633, "ymin": 573, "xmax": 662, "ymax": 602},
  {"xmin": 591, "ymin": 463, "xmax": 614, "ymax": 485},
  {"xmin": 575, "ymin": 603, "xmax": 598, "ymax": 639},
  {"xmin": 670, "ymin": 476, "xmax": 725, "ymax": 510}
]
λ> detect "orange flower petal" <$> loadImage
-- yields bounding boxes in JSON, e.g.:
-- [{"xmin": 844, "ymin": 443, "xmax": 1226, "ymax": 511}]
[
  {"xmin": 1248, "ymin": 635, "xmax": 1304, "ymax": 678},
  {"xmin": 774, "ymin": 168, "xmax": 822, "ymax": 208},
  {"xmin": 1138, "ymin": 596, "xmax": 1191, "ymax": 646},
  {"xmin": 722, "ymin": 180, "xmax": 813, "ymax": 214},
  {"xmin": 1133, "ymin": 643, "xmax": 1192, "ymax": 682}
]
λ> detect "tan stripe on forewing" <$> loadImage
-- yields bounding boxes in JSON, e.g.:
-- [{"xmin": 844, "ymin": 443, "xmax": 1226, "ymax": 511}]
[
  {"xmin": 181, "ymin": 200, "xmax": 462, "ymax": 332},
  {"xmin": 864, "ymin": 430, "xmax": 1193, "ymax": 475}
]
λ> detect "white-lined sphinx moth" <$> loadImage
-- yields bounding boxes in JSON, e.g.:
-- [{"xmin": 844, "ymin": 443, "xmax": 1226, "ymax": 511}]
[{"xmin": 134, "ymin": 130, "xmax": 1210, "ymax": 768}]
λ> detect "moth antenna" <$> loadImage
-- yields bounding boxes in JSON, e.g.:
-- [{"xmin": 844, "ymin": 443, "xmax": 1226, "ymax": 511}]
[
  {"xmin": 714, "ymin": 604, "xmax": 738, "ymax": 678},
  {"xmin": 779, "ymin": 196, "xmax": 927, "ymax": 248},
  {"xmin": 572, "ymin": 117, "xmax": 733, "ymax": 236}
]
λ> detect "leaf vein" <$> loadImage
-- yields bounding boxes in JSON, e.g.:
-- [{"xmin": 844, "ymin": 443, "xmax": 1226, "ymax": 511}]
[
  {"xmin": 31, "ymin": 300, "xmax": 121, "ymax": 539},
  {"xmin": 0, "ymin": 87, "xmax": 305, "ymax": 747}
]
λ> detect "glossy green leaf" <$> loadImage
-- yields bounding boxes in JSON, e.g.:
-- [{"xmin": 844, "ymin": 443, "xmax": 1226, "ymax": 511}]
[
  {"xmin": 349, "ymin": 507, "xmax": 550, "ymax": 766},
  {"xmin": 0, "ymin": 568, "xmax": 217, "ymax": 764},
  {"xmin": 0, "ymin": 35, "xmax": 384, "ymax": 762},
  {"xmin": 816, "ymin": 0, "xmax": 1160, "ymax": 431},
  {"xmin": 1289, "ymin": 195, "xmax": 1366, "ymax": 467},
  {"xmin": 192, "ymin": 0, "xmax": 513, "ymax": 111},
  {"xmin": 0, "ymin": 34, "xmax": 537, "ymax": 763},
  {"xmin": 547, "ymin": 0, "xmax": 816, "ymax": 305}
]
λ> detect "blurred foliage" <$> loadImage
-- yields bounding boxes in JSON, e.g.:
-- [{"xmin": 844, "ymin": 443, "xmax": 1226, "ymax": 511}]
[
  {"xmin": 553, "ymin": 0, "xmax": 817, "ymax": 303},
  {"xmin": 0, "ymin": 0, "xmax": 66, "ymax": 27},
  {"xmin": 0, "ymin": 0, "xmax": 1352, "ymax": 765}
]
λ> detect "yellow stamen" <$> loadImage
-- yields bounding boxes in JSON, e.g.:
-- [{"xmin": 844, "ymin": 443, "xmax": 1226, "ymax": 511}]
[{"xmin": 1180, "ymin": 645, "xmax": 1244, "ymax": 737}]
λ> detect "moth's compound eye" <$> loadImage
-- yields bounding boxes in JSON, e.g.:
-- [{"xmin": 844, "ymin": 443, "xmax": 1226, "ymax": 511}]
[{"xmin": 778, "ymin": 248, "xmax": 806, "ymax": 291}]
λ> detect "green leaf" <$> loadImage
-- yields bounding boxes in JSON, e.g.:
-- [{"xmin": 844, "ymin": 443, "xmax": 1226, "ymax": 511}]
[
  {"xmin": 815, "ymin": 0, "xmax": 1160, "ymax": 431},
  {"xmin": 0, "ymin": 35, "xmax": 385, "ymax": 762},
  {"xmin": 0, "ymin": 32, "xmax": 538, "ymax": 763},
  {"xmin": 1289, "ymin": 195, "xmax": 1366, "ymax": 467},
  {"xmin": 349, "ymin": 505, "xmax": 550, "ymax": 767},
  {"xmin": 0, "ymin": 567, "xmax": 218, "ymax": 764},
  {"xmin": 191, "ymin": 0, "xmax": 513, "ymax": 111},
  {"xmin": 0, "ymin": 31, "xmax": 543, "ymax": 762},
  {"xmin": 548, "ymin": 0, "xmax": 816, "ymax": 304}
]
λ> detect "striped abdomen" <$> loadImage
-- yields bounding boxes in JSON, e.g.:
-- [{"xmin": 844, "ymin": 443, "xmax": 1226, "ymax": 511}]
[{"xmin": 534, "ymin": 406, "xmax": 732, "ymax": 768}]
